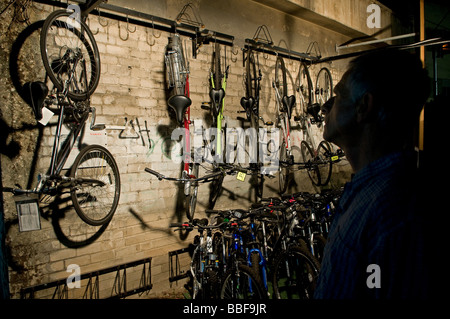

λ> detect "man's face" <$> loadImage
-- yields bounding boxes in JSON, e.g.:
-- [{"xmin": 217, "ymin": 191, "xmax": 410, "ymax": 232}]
[{"xmin": 322, "ymin": 69, "xmax": 359, "ymax": 149}]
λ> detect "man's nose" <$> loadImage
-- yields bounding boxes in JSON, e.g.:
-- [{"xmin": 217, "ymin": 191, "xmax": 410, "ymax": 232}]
[{"xmin": 321, "ymin": 96, "xmax": 335, "ymax": 114}]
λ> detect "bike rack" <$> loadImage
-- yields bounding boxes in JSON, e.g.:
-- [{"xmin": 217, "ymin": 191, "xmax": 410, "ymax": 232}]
[
  {"xmin": 20, "ymin": 257, "xmax": 153, "ymax": 299},
  {"xmin": 168, "ymin": 247, "xmax": 190, "ymax": 282},
  {"xmin": 34, "ymin": 0, "xmax": 235, "ymax": 50}
]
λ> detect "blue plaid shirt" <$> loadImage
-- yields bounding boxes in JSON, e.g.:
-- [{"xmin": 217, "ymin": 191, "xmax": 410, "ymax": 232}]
[{"xmin": 314, "ymin": 151, "xmax": 431, "ymax": 299}]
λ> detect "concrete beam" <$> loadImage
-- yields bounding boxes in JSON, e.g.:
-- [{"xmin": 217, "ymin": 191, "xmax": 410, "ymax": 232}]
[{"xmin": 252, "ymin": 0, "xmax": 395, "ymax": 41}]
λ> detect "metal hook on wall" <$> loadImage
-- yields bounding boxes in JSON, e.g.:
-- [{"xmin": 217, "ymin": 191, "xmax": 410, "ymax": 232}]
[
  {"xmin": 97, "ymin": 8, "xmax": 109, "ymax": 27},
  {"xmin": 145, "ymin": 27, "xmax": 155, "ymax": 46},
  {"xmin": 118, "ymin": 15, "xmax": 136, "ymax": 41},
  {"xmin": 151, "ymin": 18, "xmax": 161, "ymax": 38},
  {"xmin": 231, "ymin": 44, "xmax": 239, "ymax": 63},
  {"xmin": 86, "ymin": 16, "xmax": 99, "ymax": 35}
]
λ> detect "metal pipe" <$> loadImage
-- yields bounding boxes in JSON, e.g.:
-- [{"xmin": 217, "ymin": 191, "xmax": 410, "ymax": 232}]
[{"xmin": 336, "ymin": 32, "xmax": 416, "ymax": 50}]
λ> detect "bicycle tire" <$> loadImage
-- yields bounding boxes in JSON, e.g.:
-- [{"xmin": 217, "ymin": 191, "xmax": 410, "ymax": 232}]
[
  {"xmin": 278, "ymin": 138, "xmax": 289, "ymax": 194},
  {"xmin": 300, "ymin": 140, "xmax": 321, "ymax": 186},
  {"xmin": 220, "ymin": 264, "xmax": 267, "ymax": 299},
  {"xmin": 186, "ymin": 163, "xmax": 199, "ymax": 221},
  {"xmin": 40, "ymin": 10, "xmax": 101, "ymax": 101},
  {"xmin": 70, "ymin": 145, "xmax": 120, "ymax": 226},
  {"xmin": 274, "ymin": 56, "xmax": 287, "ymax": 108},
  {"xmin": 311, "ymin": 233, "xmax": 327, "ymax": 262},
  {"xmin": 296, "ymin": 62, "xmax": 314, "ymax": 113},
  {"xmin": 245, "ymin": 50, "xmax": 264, "ymax": 201},
  {"xmin": 213, "ymin": 42, "xmax": 221, "ymax": 89},
  {"xmin": 246, "ymin": 50, "xmax": 258, "ymax": 116},
  {"xmin": 208, "ymin": 172, "xmax": 224, "ymax": 209},
  {"xmin": 316, "ymin": 140, "xmax": 332, "ymax": 186},
  {"xmin": 272, "ymin": 245, "xmax": 320, "ymax": 299},
  {"xmin": 209, "ymin": 41, "xmax": 222, "ymax": 118},
  {"xmin": 250, "ymin": 163, "xmax": 264, "ymax": 202},
  {"xmin": 315, "ymin": 67, "xmax": 333, "ymax": 106}
]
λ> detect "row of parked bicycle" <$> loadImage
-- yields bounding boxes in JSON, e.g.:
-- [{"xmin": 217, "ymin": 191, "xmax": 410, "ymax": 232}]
[{"xmin": 171, "ymin": 188, "xmax": 343, "ymax": 299}]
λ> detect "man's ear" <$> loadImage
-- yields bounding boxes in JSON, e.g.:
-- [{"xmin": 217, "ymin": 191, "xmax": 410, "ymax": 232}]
[{"xmin": 356, "ymin": 92, "xmax": 376, "ymax": 123}]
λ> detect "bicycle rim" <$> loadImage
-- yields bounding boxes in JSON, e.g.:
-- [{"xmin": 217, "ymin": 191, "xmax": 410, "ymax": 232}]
[
  {"xmin": 246, "ymin": 50, "xmax": 258, "ymax": 116},
  {"xmin": 278, "ymin": 138, "xmax": 289, "ymax": 194},
  {"xmin": 317, "ymin": 140, "xmax": 332, "ymax": 186},
  {"xmin": 315, "ymin": 67, "xmax": 333, "ymax": 106},
  {"xmin": 296, "ymin": 62, "xmax": 313, "ymax": 113},
  {"xmin": 208, "ymin": 173, "xmax": 224, "ymax": 209},
  {"xmin": 70, "ymin": 145, "xmax": 120, "ymax": 226},
  {"xmin": 272, "ymin": 246, "xmax": 320, "ymax": 299},
  {"xmin": 301, "ymin": 141, "xmax": 321, "ymax": 186},
  {"xmin": 40, "ymin": 10, "xmax": 100, "ymax": 100},
  {"xmin": 186, "ymin": 163, "xmax": 199, "ymax": 221},
  {"xmin": 220, "ymin": 264, "xmax": 266, "ymax": 299},
  {"xmin": 274, "ymin": 56, "xmax": 287, "ymax": 109}
]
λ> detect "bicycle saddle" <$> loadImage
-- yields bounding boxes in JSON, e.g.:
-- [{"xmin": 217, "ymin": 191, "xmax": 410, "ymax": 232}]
[
  {"xmin": 307, "ymin": 102, "xmax": 322, "ymax": 124},
  {"xmin": 168, "ymin": 94, "xmax": 192, "ymax": 125},
  {"xmin": 22, "ymin": 81, "xmax": 48, "ymax": 121},
  {"xmin": 240, "ymin": 96, "xmax": 255, "ymax": 112},
  {"xmin": 282, "ymin": 95, "xmax": 296, "ymax": 119},
  {"xmin": 209, "ymin": 88, "xmax": 225, "ymax": 116}
]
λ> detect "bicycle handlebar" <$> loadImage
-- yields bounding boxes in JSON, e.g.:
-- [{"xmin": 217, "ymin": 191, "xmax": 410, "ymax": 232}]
[
  {"xmin": 169, "ymin": 219, "xmax": 231, "ymax": 230},
  {"xmin": 145, "ymin": 167, "xmax": 225, "ymax": 183}
]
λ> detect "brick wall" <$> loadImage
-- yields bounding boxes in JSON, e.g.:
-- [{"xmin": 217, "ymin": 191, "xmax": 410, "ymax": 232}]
[{"xmin": 0, "ymin": 0, "xmax": 352, "ymax": 298}]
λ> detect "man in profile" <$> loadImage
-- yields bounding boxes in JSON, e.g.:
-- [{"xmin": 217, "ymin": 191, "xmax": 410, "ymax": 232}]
[{"xmin": 314, "ymin": 49, "xmax": 435, "ymax": 299}]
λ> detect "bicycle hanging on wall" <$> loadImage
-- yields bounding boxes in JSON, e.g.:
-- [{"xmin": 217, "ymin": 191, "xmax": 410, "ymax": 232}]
[
  {"xmin": 145, "ymin": 33, "xmax": 230, "ymax": 221},
  {"xmin": 3, "ymin": 9, "xmax": 121, "ymax": 227},
  {"xmin": 239, "ymin": 47, "xmax": 274, "ymax": 202},
  {"xmin": 294, "ymin": 61, "xmax": 339, "ymax": 187},
  {"xmin": 200, "ymin": 40, "xmax": 230, "ymax": 209},
  {"xmin": 272, "ymin": 55, "xmax": 297, "ymax": 194}
]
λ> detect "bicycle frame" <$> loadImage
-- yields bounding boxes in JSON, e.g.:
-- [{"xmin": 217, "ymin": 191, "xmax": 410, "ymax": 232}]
[
  {"xmin": 210, "ymin": 66, "xmax": 228, "ymax": 160},
  {"xmin": 273, "ymin": 84, "xmax": 292, "ymax": 154},
  {"xmin": 183, "ymin": 75, "xmax": 192, "ymax": 177},
  {"xmin": 16, "ymin": 57, "xmax": 101, "ymax": 194}
]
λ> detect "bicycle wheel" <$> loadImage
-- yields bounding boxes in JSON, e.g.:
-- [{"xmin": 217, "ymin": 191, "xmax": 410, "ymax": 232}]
[
  {"xmin": 208, "ymin": 171, "xmax": 224, "ymax": 209},
  {"xmin": 301, "ymin": 140, "xmax": 321, "ymax": 186},
  {"xmin": 315, "ymin": 67, "xmax": 333, "ymax": 106},
  {"xmin": 296, "ymin": 62, "xmax": 313, "ymax": 113},
  {"xmin": 311, "ymin": 233, "xmax": 327, "ymax": 262},
  {"xmin": 186, "ymin": 163, "xmax": 199, "ymax": 221},
  {"xmin": 316, "ymin": 140, "xmax": 332, "ymax": 186},
  {"xmin": 274, "ymin": 56, "xmax": 287, "ymax": 107},
  {"xmin": 272, "ymin": 245, "xmax": 320, "ymax": 299},
  {"xmin": 40, "ymin": 10, "xmax": 101, "ymax": 101},
  {"xmin": 210, "ymin": 41, "xmax": 223, "ymax": 118},
  {"xmin": 278, "ymin": 138, "xmax": 289, "ymax": 194},
  {"xmin": 220, "ymin": 264, "xmax": 266, "ymax": 299},
  {"xmin": 70, "ymin": 145, "xmax": 120, "ymax": 226},
  {"xmin": 249, "ymin": 163, "xmax": 264, "ymax": 202},
  {"xmin": 246, "ymin": 50, "xmax": 259, "ymax": 116}
]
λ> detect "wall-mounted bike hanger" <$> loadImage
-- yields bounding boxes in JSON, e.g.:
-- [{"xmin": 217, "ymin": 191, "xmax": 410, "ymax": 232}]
[
  {"xmin": 243, "ymin": 25, "xmax": 320, "ymax": 63},
  {"xmin": 34, "ymin": 0, "xmax": 235, "ymax": 51}
]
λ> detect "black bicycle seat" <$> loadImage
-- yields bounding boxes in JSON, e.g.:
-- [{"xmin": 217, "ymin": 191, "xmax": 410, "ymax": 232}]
[
  {"xmin": 240, "ymin": 96, "xmax": 255, "ymax": 112},
  {"xmin": 307, "ymin": 102, "xmax": 322, "ymax": 123},
  {"xmin": 282, "ymin": 95, "xmax": 296, "ymax": 119},
  {"xmin": 168, "ymin": 94, "xmax": 192, "ymax": 125},
  {"xmin": 209, "ymin": 88, "xmax": 225, "ymax": 116},
  {"xmin": 22, "ymin": 81, "xmax": 48, "ymax": 121}
]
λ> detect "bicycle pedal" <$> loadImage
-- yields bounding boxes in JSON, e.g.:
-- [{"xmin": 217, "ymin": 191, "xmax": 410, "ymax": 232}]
[
  {"xmin": 91, "ymin": 124, "xmax": 105, "ymax": 131},
  {"xmin": 201, "ymin": 103, "xmax": 211, "ymax": 110}
]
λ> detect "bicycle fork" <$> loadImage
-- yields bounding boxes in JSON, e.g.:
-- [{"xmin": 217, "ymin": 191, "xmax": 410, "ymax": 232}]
[{"xmin": 247, "ymin": 248, "xmax": 268, "ymax": 293}]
